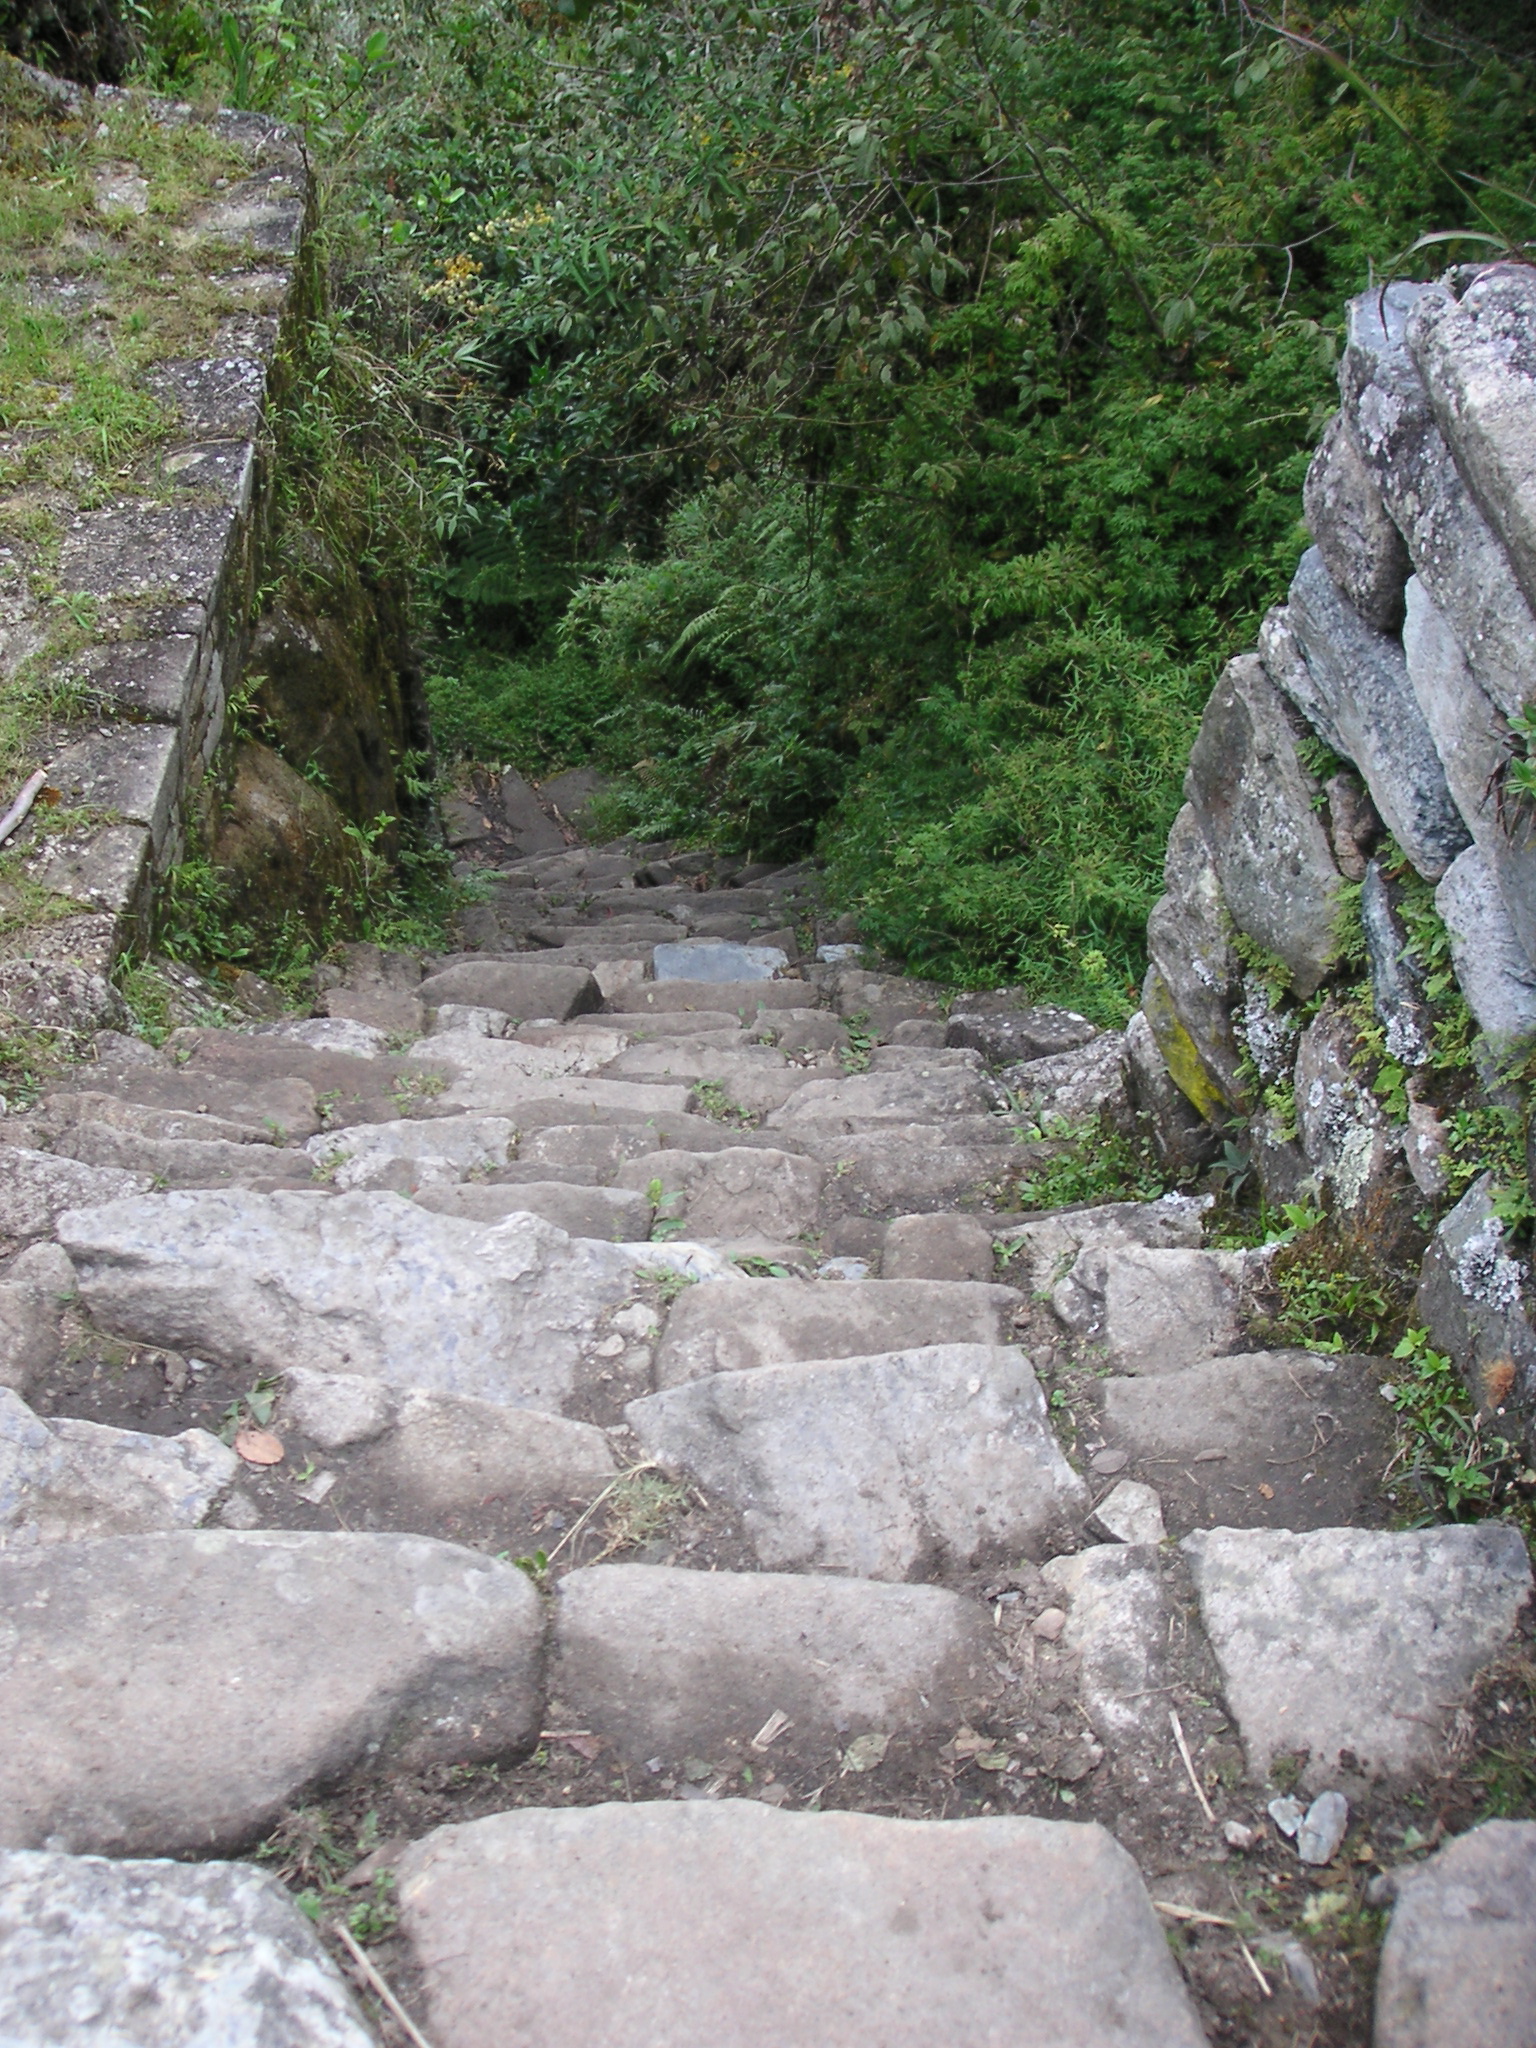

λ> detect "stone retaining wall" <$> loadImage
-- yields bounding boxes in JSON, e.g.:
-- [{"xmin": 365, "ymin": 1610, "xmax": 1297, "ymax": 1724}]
[
  {"xmin": 1129, "ymin": 261, "xmax": 1536, "ymax": 1444},
  {"xmin": 0, "ymin": 59, "xmax": 312, "ymax": 1037}
]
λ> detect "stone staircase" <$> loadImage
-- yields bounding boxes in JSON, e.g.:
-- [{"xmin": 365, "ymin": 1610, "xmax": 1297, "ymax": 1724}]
[{"xmin": 0, "ymin": 805, "xmax": 1532, "ymax": 2047}]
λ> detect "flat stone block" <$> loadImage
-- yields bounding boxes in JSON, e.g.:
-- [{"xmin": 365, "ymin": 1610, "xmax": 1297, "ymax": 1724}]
[
  {"xmin": 46, "ymin": 724, "xmax": 180, "ymax": 852},
  {"xmin": 0, "ymin": 1385, "xmax": 235, "ymax": 1546},
  {"xmin": 417, "ymin": 959, "xmax": 602, "ymax": 1021},
  {"xmin": 654, "ymin": 939, "xmax": 789, "ymax": 982},
  {"xmin": 396, "ymin": 1801, "xmax": 1208, "ymax": 2048},
  {"xmin": 59, "ymin": 505, "xmax": 238, "ymax": 608},
  {"xmin": 1374, "ymin": 1819, "xmax": 1536, "ymax": 2048},
  {"xmin": 146, "ymin": 356, "xmax": 266, "ymax": 439},
  {"xmin": 75, "ymin": 635, "xmax": 197, "ymax": 725},
  {"xmin": 28, "ymin": 823, "xmax": 151, "ymax": 923}
]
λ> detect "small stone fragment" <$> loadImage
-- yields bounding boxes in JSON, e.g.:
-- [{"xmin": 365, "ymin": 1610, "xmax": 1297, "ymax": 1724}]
[
  {"xmin": 1297, "ymin": 1789, "xmax": 1349, "ymax": 1865},
  {"xmin": 1090, "ymin": 1448, "xmax": 1129, "ymax": 1475},
  {"xmin": 1090, "ymin": 1480, "xmax": 1165, "ymax": 1547},
  {"xmin": 1268, "ymin": 1796, "xmax": 1304, "ymax": 1837},
  {"xmin": 1223, "ymin": 1820, "xmax": 1257, "ymax": 1851},
  {"xmin": 1031, "ymin": 1607, "xmax": 1067, "ymax": 1642}
]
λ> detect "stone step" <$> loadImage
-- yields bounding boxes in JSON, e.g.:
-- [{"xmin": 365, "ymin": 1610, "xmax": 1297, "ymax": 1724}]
[
  {"xmin": 417, "ymin": 957, "xmax": 602, "ymax": 1019},
  {"xmin": 608, "ymin": 978, "xmax": 817, "ymax": 1016},
  {"xmin": 1374, "ymin": 1820, "xmax": 1536, "ymax": 2048},
  {"xmin": 766, "ymin": 1066, "xmax": 1006, "ymax": 1131},
  {"xmin": 394, "ymin": 1801, "xmax": 1207, "ymax": 2048},
  {"xmin": 549, "ymin": 1563, "xmax": 1001, "ymax": 1769},
  {"xmin": 0, "ymin": 1529, "xmax": 543, "ymax": 1856},
  {"xmin": 628, "ymin": 1342, "xmax": 1087, "ymax": 1578},
  {"xmin": 0, "ymin": 1145, "xmax": 151, "ymax": 1248},
  {"xmin": 615, "ymin": 1146, "xmax": 823, "ymax": 1241},
  {"xmin": 0, "ymin": 1848, "xmax": 376, "ymax": 2047},
  {"xmin": 415, "ymin": 1179, "xmax": 653, "ymax": 1239},
  {"xmin": 49, "ymin": 1124, "xmax": 318, "ymax": 1193},
  {"xmin": 652, "ymin": 1276, "xmax": 1022, "ymax": 1385},
  {"xmin": 0, "ymin": 1384, "xmax": 235, "ymax": 1544},
  {"xmin": 1050, "ymin": 1241, "xmax": 1267, "ymax": 1375}
]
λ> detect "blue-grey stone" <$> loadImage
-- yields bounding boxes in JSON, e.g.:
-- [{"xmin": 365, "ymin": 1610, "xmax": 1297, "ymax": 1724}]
[
  {"xmin": 1361, "ymin": 861, "xmax": 1430, "ymax": 1066},
  {"xmin": 654, "ymin": 939, "xmax": 789, "ymax": 983}
]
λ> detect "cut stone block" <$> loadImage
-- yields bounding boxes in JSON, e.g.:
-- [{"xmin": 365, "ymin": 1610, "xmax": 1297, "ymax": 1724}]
[
  {"xmin": 1143, "ymin": 805, "xmax": 1245, "ymax": 1118},
  {"xmin": 654, "ymin": 939, "xmax": 788, "ymax": 982},
  {"xmin": 43, "ymin": 1088, "xmax": 273, "ymax": 1146},
  {"xmin": 395, "ymin": 1801, "xmax": 1207, "ymax": 2048},
  {"xmin": 1001, "ymin": 1033, "xmax": 1129, "ymax": 1126},
  {"xmin": 416, "ymin": 959, "xmax": 602, "ymax": 1021},
  {"xmin": 767, "ymin": 1066, "xmax": 1003, "ymax": 1131},
  {"xmin": 616, "ymin": 1147, "xmax": 823, "ymax": 1242},
  {"xmin": 880, "ymin": 1211, "xmax": 996, "ymax": 1281},
  {"xmin": 1041, "ymin": 1544, "xmax": 1171, "ymax": 1751},
  {"xmin": 607, "ymin": 1045, "xmax": 812, "ymax": 1116},
  {"xmin": 1051, "ymin": 1244, "xmax": 1255, "ymax": 1375},
  {"xmin": 58, "ymin": 1191, "xmax": 646, "ymax": 1413},
  {"xmin": 1089, "ymin": 1480, "xmax": 1165, "ymax": 1546},
  {"xmin": 654, "ymin": 1277, "xmax": 1021, "ymax": 1386},
  {"xmin": 994, "ymin": 1194, "xmax": 1209, "ymax": 1298},
  {"xmin": 46, "ymin": 723, "xmax": 181, "ymax": 852},
  {"xmin": 1183, "ymin": 1523, "xmax": 1531, "ymax": 1788},
  {"xmin": 431, "ymin": 1033, "xmax": 691, "ymax": 1122},
  {"xmin": 1436, "ymin": 845, "xmax": 1536, "ymax": 1052},
  {"xmin": 0, "ymin": 1848, "xmax": 375, "ymax": 2047},
  {"xmin": 1096, "ymin": 1350, "xmax": 1395, "ymax": 1537},
  {"xmin": 628, "ymin": 1343, "xmax": 1089, "ymax": 1577},
  {"xmin": 1415, "ymin": 1171, "xmax": 1536, "ymax": 1425},
  {"xmin": 1303, "ymin": 410, "xmax": 1411, "ymax": 630},
  {"xmin": 304, "ymin": 1114, "xmax": 517, "ymax": 1191},
  {"xmin": 1185, "ymin": 654, "xmax": 1342, "ymax": 997},
  {"xmin": 79, "ymin": 1065, "xmax": 323, "ymax": 1138},
  {"xmin": 1294, "ymin": 1001, "xmax": 1401, "ymax": 1212},
  {"xmin": 0, "ymin": 1386, "xmax": 235, "ymax": 1545},
  {"xmin": 945, "ymin": 1004, "xmax": 1098, "ymax": 1065},
  {"xmin": 0, "ymin": 1145, "xmax": 151, "ymax": 1245},
  {"xmin": 1374, "ymin": 1820, "xmax": 1536, "ymax": 2048},
  {"xmin": 802, "ymin": 1127, "xmax": 1022, "ymax": 1218},
  {"xmin": 608, "ymin": 979, "xmax": 814, "ymax": 1017},
  {"xmin": 415, "ymin": 1180, "xmax": 654, "ymax": 1240},
  {"xmin": 551, "ymin": 1564, "xmax": 997, "ymax": 1766},
  {"xmin": 0, "ymin": 1530, "xmax": 544, "ymax": 1854},
  {"xmin": 52, "ymin": 1124, "xmax": 315, "ymax": 1191}
]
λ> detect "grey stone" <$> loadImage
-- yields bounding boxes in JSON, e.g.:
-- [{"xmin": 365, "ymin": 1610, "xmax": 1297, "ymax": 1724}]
[
  {"xmin": 1361, "ymin": 860, "xmax": 1431, "ymax": 1066},
  {"xmin": 0, "ymin": 1145, "xmax": 150, "ymax": 1244},
  {"xmin": 654, "ymin": 1277, "xmax": 1020, "ymax": 1387},
  {"xmin": 1240, "ymin": 975, "xmax": 1301, "ymax": 1086},
  {"xmin": 1297, "ymin": 1789, "xmax": 1349, "ymax": 1866},
  {"xmin": 58, "ymin": 504, "xmax": 237, "ymax": 608},
  {"xmin": 498, "ymin": 766, "xmax": 567, "ymax": 854},
  {"xmin": 654, "ymin": 939, "xmax": 788, "ymax": 982},
  {"xmin": 1285, "ymin": 549, "xmax": 1470, "ymax": 880},
  {"xmin": 0, "ymin": 955, "xmax": 129, "ymax": 1037},
  {"xmin": 52, "ymin": 1124, "xmax": 315, "ymax": 1191},
  {"xmin": 1041, "ymin": 1545, "xmax": 1170, "ymax": 1750},
  {"xmin": 46, "ymin": 724, "xmax": 180, "ymax": 851},
  {"xmin": 1374, "ymin": 1820, "xmax": 1536, "ymax": 2048},
  {"xmin": 799, "ymin": 1127, "xmax": 1022, "ymax": 1218},
  {"xmin": 881, "ymin": 1212, "xmax": 996, "ymax": 1282},
  {"xmin": 0, "ymin": 1387, "xmax": 235, "ymax": 1545},
  {"xmin": 430, "ymin": 1032, "xmax": 691, "ymax": 1123},
  {"xmin": 628, "ymin": 1343, "xmax": 1088, "ymax": 1578},
  {"xmin": 945, "ymin": 1005, "xmax": 1098, "ymax": 1065},
  {"xmin": 0, "ymin": 1848, "xmax": 374, "ymax": 2047},
  {"xmin": 551, "ymin": 1564, "xmax": 997, "ymax": 1766},
  {"xmin": 1303, "ymin": 411, "xmax": 1411, "ymax": 630},
  {"xmin": 1415, "ymin": 1171, "xmax": 1536, "ymax": 1424},
  {"xmin": 0, "ymin": 1530, "xmax": 544, "ymax": 1854},
  {"xmin": 1186, "ymin": 654, "xmax": 1343, "ymax": 996},
  {"xmin": 305, "ymin": 1114, "xmax": 517, "ymax": 1192},
  {"xmin": 0, "ymin": 1243, "xmax": 74, "ymax": 1395},
  {"xmin": 1436, "ymin": 845, "xmax": 1536, "ymax": 1051},
  {"xmin": 617, "ymin": 1147, "xmax": 823, "ymax": 1241},
  {"xmin": 1409, "ymin": 264, "xmax": 1536, "ymax": 616},
  {"xmin": 415, "ymin": 1180, "xmax": 654, "ymax": 1240},
  {"xmin": 280, "ymin": 1365, "xmax": 394, "ymax": 1449},
  {"xmin": 397, "ymin": 1801, "xmax": 1206, "ymax": 2048},
  {"xmin": 767, "ymin": 1065, "xmax": 1004, "ymax": 1132},
  {"xmin": 44, "ymin": 1089, "xmax": 273, "ymax": 1147},
  {"xmin": 1402, "ymin": 575, "xmax": 1536, "ymax": 966},
  {"xmin": 1182, "ymin": 1523, "xmax": 1531, "ymax": 1788},
  {"xmin": 607, "ymin": 1044, "xmax": 811, "ymax": 1116},
  {"xmin": 1051, "ymin": 1243, "xmax": 1257, "ymax": 1375},
  {"xmin": 1001, "ymin": 1033, "xmax": 1129, "ymax": 1127},
  {"xmin": 1325, "ymin": 769, "xmax": 1384, "ymax": 879},
  {"xmin": 58, "ymin": 1190, "xmax": 650, "ymax": 1412},
  {"xmin": 27, "ymin": 823, "xmax": 152, "ymax": 924},
  {"xmin": 1341, "ymin": 279, "xmax": 1536, "ymax": 723},
  {"xmin": 995, "ymin": 1193, "xmax": 1209, "ymax": 1298},
  {"xmin": 72, "ymin": 1065, "xmax": 322, "ymax": 1138},
  {"xmin": 1089, "ymin": 1479, "xmax": 1165, "ymax": 1546},
  {"xmin": 252, "ymin": 1015, "xmax": 389, "ymax": 1057},
  {"xmin": 416, "ymin": 958, "xmax": 602, "ymax": 1021},
  {"xmin": 1143, "ymin": 805, "xmax": 1245, "ymax": 1120},
  {"xmin": 609, "ymin": 978, "xmax": 814, "ymax": 1017},
  {"xmin": 1097, "ymin": 1350, "xmax": 1396, "ymax": 1537},
  {"xmin": 1294, "ymin": 1001, "xmax": 1401, "ymax": 1211},
  {"xmin": 1123, "ymin": 1010, "xmax": 1221, "ymax": 1174}
]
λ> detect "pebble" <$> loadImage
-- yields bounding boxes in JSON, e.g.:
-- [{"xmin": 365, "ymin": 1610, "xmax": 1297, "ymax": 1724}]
[
  {"xmin": 1297, "ymin": 1789, "xmax": 1350, "ymax": 1866},
  {"xmin": 1268, "ymin": 1795, "xmax": 1304, "ymax": 1837},
  {"xmin": 1222, "ymin": 1820, "xmax": 1257, "ymax": 1851},
  {"xmin": 1089, "ymin": 1447, "xmax": 1129, "ymax": 1475},
  {"xmin": 1031, "ymin": 1607, "xmax": 1067, "ymax": 1641}
]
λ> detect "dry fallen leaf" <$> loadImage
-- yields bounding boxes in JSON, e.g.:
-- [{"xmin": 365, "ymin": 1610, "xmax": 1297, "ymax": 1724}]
[
  {"xmin": 840, "ymin": 1731, "xmax": 890, "ymax": 1775},
  {"xmin": 234, "ymin": 1425, "xmax": 285, "ymax": 1466},
  {"xmin": 1258, "ymin": 1482, "xmax": 1275, "ymax": 1500}
]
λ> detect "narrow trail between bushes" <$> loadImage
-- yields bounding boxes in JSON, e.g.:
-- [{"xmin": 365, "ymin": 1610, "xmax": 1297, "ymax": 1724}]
[{"xmin": 1, "ymin": 769, "xmax": 1531, "ymax": 2046}]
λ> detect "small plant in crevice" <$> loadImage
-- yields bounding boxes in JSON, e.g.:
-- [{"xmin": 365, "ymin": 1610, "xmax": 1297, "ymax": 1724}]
[
  {"xmin": 1251, "ymin": 1192, "xmax": 1420, "ymax": 1356},
  {"xmin": 1382, "ymin": 1327, "xmax": 1526, "ymax": 1524},
  {"xmin": 1014, "ymin": 1113, "xmax": 1169, "ymax": 1211}
]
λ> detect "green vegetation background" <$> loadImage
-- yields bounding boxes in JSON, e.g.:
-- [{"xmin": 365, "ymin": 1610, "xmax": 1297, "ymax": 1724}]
[{"xmin": 132, "ymin": 0, "xmax": 1536, "ymax": 1017}]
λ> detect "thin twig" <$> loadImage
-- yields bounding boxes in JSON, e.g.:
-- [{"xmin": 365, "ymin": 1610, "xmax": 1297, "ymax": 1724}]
[
  {"xmin": 1169, "ymin": 1709, "xmax": 1218, "ymax": 1825},
  {"xmin": 0, "ymin": 769, "xmax": 47, "ymax": 849},
  {"xmin": 1154, "ymin": 1901, "xmax": 1239, "ymax": 1927},
  {"xmin": 1237, "ymin": 1936, "xmax": 1273, "ymax": 1999},
  {"xmin": 332, "ymin": 1921, "xmax": 434, "ymax": 2048},
  {"xmin": 544, "ymin": 1459, "xmax": 659, "ymax": 1567}
]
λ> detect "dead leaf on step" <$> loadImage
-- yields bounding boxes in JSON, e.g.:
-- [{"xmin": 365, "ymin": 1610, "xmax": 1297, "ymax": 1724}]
[
  {"xmin": 840, "ymin": 1731, "xmax": 890, "ymax": 1775},
  {"xmin": 234, "ymin": 1425, "xmax": 285, "ymax": 1465},
  {"xmin": 1258, "ymin": 1482, "xmax": 1275, "ymax": 1500}
]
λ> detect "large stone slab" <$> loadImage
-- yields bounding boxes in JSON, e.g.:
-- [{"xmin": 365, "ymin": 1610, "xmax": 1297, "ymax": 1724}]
[
  {"xmin": 945, "ymin": 1003, "xmax": 1098, "ymax": 1065},
  {"xmin": 1409, "ymin": 263, "xmax": 1536, "ymax": 614},
  {"xmin": 396, "ymin": 1801, "xmax": 1207, "ymax": 2048},
  {"xmin": 608, "ymin": 978, "xmax": 815, "ymax": 1017},
  {"xmin": 1142, "ymin": 805, "xmax": 1245, "ymax": 1119},
  {"xmin": 1284, "ymin": 549, "xmax": 1469, "ymax": 880},
  {"xmin": 1303, "ymin": 410, "xmax": 1411, "ymax": 630},
  {"xmin": 799, "ymin": 1126, "xmax": 1023, "ymax": 1218},
  {"xmin": 1001, "ymin": 1032, "xmax": 1128, "ymax": 1127},
  {"xmin": 1051, "ymin": 1243, "xmax": 1256, "ymax": 1375},
  {"xmin": 654, "ymin": 1277, "xmax": 1020, "ymax": 1386},
  {"xmin": 1374, "ymin": 1820, "xmax": 1536, "ymax": 2048},
  {"xmin": 1096, "ymin": 1350, "xmax": 1394, "ymax": 1537},
  {"xmin": 0, "ymin": 1386, "xmax": 236, "ymax": 1546},
  {"xmin": 1183, "ymin": 1523, "xmax": 1531, "ymax": 1788},
  {"xmin": 415, "ymin": 1179, "xmax": 654, "ymax": 1240},
  {"xmin": 1436, "ymin": 844, "xmax": 1536, "ymax": 1050},
  {"xmin": 58, "ymin": 1190, "xmax": 646, "ymax": 1411},
  {"xmin": 881, "ymin": 1211, "xmax": 996, "ymax": 1281},
  {"xmin": 1041, "ymin": 1545, "xmax": 1171, "ymax": 1753},
  {"xmin": 0, "ymin": 1530, "xmax": 543, "ymax": 1854},
  {"xmin": 1341, "ymin": 278, "xmax": 1536, "ymax": 724},
  {"xmin": 416, "ymin": 958, "xmax": 602, "ymax": 1020},
  {"xmin": 304, "ymin": 1113, "xmax": 517, "ymax": 1191},
  {"xmin": 551, "ymin": 1564, "xmax": 997, "ymax": 1766},
  {"xmin": 50, "ymin": 1122, "xmax": 316, "ymax": 1191},
  {"xmin": 995, "ymin": 1194, "xmax": 1208, "ymax": 1297},
  {"xmin": 1185, "ymin": 654, "xmax": 1342, "ymax": 997},
  {"xmin": 617, "ymin": 1146, "xmax": 824, "ymax": 1241},
  {"xmin": 430, "ymin": 1033, "xmax": 691, "ymax": 1121},
  {"xmin": 0, "ymin": 1145, "xmax": 150, "ymax": 1245},
  {"xmin": 0, "ymin": 1848, "xmax": 375, "ymax": 2047},
  {"xmin": 654, "ymin": 938, "xmax": 788, "ymax": 982},
  {"xmin": 628, "ymin": 1343, "xmax": 1089, "ymax": 1577},
  {"xmin": 605, "ymin": 1044, "xmax": 812, "ymax": 1115},
  {"xmin": 767, "ymin": 1066, "xmax": 1003, "ymax": 1131}
]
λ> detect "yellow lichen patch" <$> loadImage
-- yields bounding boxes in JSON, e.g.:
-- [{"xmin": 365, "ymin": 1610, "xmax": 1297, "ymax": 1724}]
[{"xmin": 1143, "ymin": 966, "xmax": 1233, "ymax": 1125}]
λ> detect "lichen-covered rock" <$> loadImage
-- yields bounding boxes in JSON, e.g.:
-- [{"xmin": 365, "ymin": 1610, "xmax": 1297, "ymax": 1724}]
[
  {"xmin": 1185, "ymin": 654, "xmax": 1342, "ymax": 997},
  {"xmin": 1408, "ymin": 264, "xmax": 1536, "ymax": 618},
  {"xmin": 1361, "ymin": 862, "xmax": 1430, "ymax": 1067},
  {"xmin": 1284, "ymin": 550, "xmax": 1470, "ymax": 880},
  {"xmin": 1435, "ymin": 845, "xmax": 1536, "ymax": 1053},
  {"xmin": 1294, "ymin": 1002, "xmax": 1401, "ymax": 1212},
  {"xmin": 1123, "ymin": 1010, "xmax": 1221, "ymax": 1174},
  {"xmin": 1142, "ymin": 804, "xmax": 1245, "ymax": 1119},
  {"xmin": 1303, "ymin": 410, "xmax": 1410, "ymax": 630},
  {"xmin": 1341, "ymin": 278, "xmax": 1536, "ymax": 723},
  {"xmin": 1415, "ymin": 1171, "xmax": 1536, "ymax": 1430}
]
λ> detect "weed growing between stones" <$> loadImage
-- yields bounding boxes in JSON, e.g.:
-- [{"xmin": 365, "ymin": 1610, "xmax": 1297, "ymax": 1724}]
[{"xmin": 1014, "ymin": 1112, "xmax": 1169, "ymax": 1212}]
